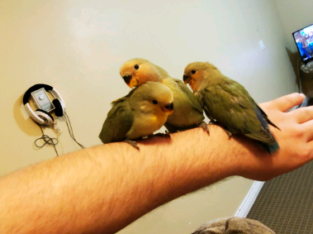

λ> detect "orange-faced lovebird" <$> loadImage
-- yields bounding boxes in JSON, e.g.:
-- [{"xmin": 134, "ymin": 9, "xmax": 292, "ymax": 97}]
[
  {"xmin": 99, "ymin": 82, "xmax": 174, "ymax": 149},
  {"xmin": 183, "ymin": 62, "xmax": 279, "ymax": 153},
  {"xmin": 120, "ymin": 58, "xmax": 206, "ymax": 133}
]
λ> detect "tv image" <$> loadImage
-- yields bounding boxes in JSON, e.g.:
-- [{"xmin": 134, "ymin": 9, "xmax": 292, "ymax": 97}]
[{"xmin": 293, "ymin": 24, "xmax": 313, "ymax": 63}]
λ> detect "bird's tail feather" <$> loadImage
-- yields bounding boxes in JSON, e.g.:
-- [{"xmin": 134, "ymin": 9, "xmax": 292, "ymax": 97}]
[{"xmin": 258, "ymin": 139, "xmax": 279, "ymax": 154}]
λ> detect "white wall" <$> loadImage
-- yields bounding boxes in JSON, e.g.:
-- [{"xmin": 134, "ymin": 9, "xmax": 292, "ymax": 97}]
[
  {"xmin": 275, "ymin": 0, "xmax": 313, "ymax": 51},
  {"xmin": 0, "ymin": 0, "xmax": 295, "ymax": 233}
]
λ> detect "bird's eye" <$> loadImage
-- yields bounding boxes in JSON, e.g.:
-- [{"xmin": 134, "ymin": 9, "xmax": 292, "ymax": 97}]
[
  {"xmin": 191, "ymin": 70, "xmax": 196, "ymax": 74},
  {"xmin": 152, "ymin": 100, "xmax": 158, "ymax": 105},
  {"xmin": 134, "ymin": 64, "xmax": 139, "ymax": 70}
]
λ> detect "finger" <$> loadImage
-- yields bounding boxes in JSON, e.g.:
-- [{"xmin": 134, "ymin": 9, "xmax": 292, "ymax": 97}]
[
  {"xmin": 263, "ymin": 93, "xmax": 305, "ymax": 112},
  {"xmin": 307, "ymin": 141, "xmax": 313, "ymax": 158},
  {"xmin": 290, "ymin": 106, "xmax": 313, "ymax": 124},
  {"xmin": 301, "ymin": 119, "xmax": 313, "ymax": 142}
]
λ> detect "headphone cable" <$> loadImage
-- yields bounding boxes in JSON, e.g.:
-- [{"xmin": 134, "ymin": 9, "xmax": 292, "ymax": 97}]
[
  {"xmin": 63, "ymin": 112, "xmax": 85, "ymax": 149},
  {"xmin": 34, "ymin": 124, "xmax": 59, "ymax": 156}
]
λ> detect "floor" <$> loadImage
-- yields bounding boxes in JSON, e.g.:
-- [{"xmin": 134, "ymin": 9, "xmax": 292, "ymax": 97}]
[{"xmin": 247, "ymin": 160, "xmax": 313, "ymax": 234}]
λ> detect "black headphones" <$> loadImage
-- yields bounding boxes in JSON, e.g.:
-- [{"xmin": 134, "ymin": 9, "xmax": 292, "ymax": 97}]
[{"xmin": 23, "ymin": 84, "xmax": 66, "ymax": 125}]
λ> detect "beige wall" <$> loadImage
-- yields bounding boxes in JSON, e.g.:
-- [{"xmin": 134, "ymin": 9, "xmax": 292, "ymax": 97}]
[
  {"xmin": 0, "ymin": 0, "xmax": 295, "ymax": 233},
  {"xmin": 274, "ymin": 0, "xmax": 313, "ymax": 96},
  {"xmin": 274, "ymin": 0, "xmax": 313, "ymax": 51}
]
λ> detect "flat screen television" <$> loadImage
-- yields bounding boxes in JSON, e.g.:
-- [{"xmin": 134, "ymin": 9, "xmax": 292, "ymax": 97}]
[{"xmin": 293, "ymin": 24, "xmax": 313, "ymax": 64}]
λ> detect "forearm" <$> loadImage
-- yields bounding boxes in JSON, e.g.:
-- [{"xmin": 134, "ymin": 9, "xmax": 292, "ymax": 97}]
[
  {"xmin": 1, "ymin": 93, "xmax": 311, "ymax": 234},
  {"xmin": 0, "ymin": 125, "xmax": 250, "ymax": 234}
]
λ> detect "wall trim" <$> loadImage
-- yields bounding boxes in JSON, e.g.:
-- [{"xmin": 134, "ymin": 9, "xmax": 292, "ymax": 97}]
[{"xmin": 234, "ymin": 181, "xmax": 265, "ymax": 218}]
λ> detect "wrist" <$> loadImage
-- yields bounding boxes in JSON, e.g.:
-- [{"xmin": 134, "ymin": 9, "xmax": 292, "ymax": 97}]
[
  {"xmin": 229, "ymin": 134, "xmax": 274, "ymax": 181},
  {"xmin": 153, "ymin": 125, "xmax": 239, "ymax": 192}
]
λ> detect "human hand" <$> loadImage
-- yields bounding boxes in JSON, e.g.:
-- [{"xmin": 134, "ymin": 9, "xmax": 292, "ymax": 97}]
[{"xmin": 237, "ymin": 93, "xmax": 313, "ymax": 181}]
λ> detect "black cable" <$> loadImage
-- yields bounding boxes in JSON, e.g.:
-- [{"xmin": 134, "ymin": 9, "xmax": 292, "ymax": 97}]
[
  {"xmin": 297, "ymin": 58, "xmax": 302, "ymax": 93},
  {"xmin": 296, "ymin": 58, "xmax": 307, "ymax": 109},
  {"xmin": 63, "ymin": 112, "xmax": 85, "ymax": 149},
  {"xmin": 34, "ymin": 125, "xmax": 59, "ymax": 156}
]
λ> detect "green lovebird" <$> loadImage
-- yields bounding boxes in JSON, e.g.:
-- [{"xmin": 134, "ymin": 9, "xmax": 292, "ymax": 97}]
[
  {"xmin": 99, "ymin": 81, "xmax": 174, "ymax": 149},
  {"xmin": 183, "ymin": 62, "xmax": 279, "ymax": 154},
  {"xmin": 119, "ymin": 58, "xmax": 206, "ymax": 133}
]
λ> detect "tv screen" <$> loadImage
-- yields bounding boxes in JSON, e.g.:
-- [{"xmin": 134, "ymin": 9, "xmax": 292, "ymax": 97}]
[{"xmin": 293, "ymin": 24, "xmax": 313, "ymax": 63}]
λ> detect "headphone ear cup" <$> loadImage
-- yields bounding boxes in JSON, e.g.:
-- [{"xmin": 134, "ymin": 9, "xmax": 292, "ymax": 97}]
[
  {"xmin": 35, "ymin": 109, "xmax": 54, "ymax": 125},
  {"xmin": 53, "ymin": 99, "xmax": 64, "ymax": 117}
]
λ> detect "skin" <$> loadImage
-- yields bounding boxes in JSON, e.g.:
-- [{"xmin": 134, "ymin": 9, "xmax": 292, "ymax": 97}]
[{"xmin": 0, "ymin": 93, "xmax": 313, "ymax": 234}]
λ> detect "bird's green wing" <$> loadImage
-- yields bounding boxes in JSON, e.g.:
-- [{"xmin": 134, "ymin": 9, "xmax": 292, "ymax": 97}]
[
  {"xmin": 173, "ymin": 78, "xmax": 203, "ymax": 115},
  {"xmin": 255, "ymin": 102, "xmax": 280, "ymax": 130},
  {"xmin": 244, "ymin": 106, "xmax": 276, "ymax": 143},
  {"xmin": 99, "ymin": 97, "xmax": 134, "ymax": 144},
  {"xmin": 201, "ymin": 78, "xmax": 274, "ymax": 143}
]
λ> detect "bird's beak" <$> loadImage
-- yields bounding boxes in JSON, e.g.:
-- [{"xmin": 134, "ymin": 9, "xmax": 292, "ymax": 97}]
[
  {"xmin": 162, "ymin": 102, "xmax": 174, "ymax": 115},
  {"xmin": 183, "ymin": 75, "xmax": 190, "ymax": 84},
  {"xmin": 123, "ymin": 75, "xmax": 138, "ymax": 88}
]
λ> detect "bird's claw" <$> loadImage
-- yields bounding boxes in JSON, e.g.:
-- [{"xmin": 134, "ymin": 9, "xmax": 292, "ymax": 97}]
[
  {"xmin": 200, "ymin": 121, "xmax": 209, "ymax": 135},
  {"xmin": 124, "ymin": 139, "xmax": 140, "ymax": 150},
  {"xmin": 209, "ymin": 120, "xmax": 232, "ymax": 138},
  {"xmin": 209, "ymin": 119, "xmax": 218, "ymax": 125},
  {"xmin": 225, "ymin": 130, "xmax": 232, "ymax": 139}
]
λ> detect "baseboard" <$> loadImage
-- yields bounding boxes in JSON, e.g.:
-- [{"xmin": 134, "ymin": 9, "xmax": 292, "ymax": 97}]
[{"xmin": 234, "ymin": 181, "xmax": 265, "ymax": 218}]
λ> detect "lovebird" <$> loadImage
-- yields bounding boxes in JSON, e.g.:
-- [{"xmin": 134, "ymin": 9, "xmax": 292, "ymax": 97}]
[
  {"xmin": 99, "ymin": 81, "xmax": 174, "ymax": 149},
  {"xmin": 183, "ymin": 62, "xmax": 279, "ymax": 153},
  {"xmin": 120, "ymin": 58, "xmax": 206, "ymax": 133}
]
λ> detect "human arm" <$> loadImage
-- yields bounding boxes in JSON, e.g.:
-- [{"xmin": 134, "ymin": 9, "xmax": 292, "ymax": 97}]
[
  {"xmin": 0, "ymin": 93, "xmax": 312, "ymax": 234},
  {"xmin": 238, "ymin": 93, "xmax": 313, "ymax": 180}
]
